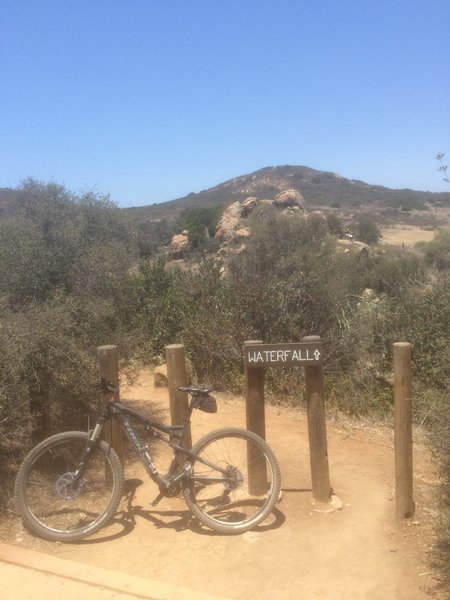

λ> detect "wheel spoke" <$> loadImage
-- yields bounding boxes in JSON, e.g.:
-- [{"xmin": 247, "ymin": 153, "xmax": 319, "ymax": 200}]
[
  {"xmin": 184, "ymin": 428, "xmax": 280, "ymax": 533},
  {"xmin": 15, "ymin": 432, "xmax": 123, "ymax": 541}
]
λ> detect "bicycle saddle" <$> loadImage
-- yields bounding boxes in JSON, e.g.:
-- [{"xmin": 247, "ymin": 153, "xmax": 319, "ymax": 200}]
[{"xmin": 178, "ymin": 386, "xmax": 213, "ymax": 396}]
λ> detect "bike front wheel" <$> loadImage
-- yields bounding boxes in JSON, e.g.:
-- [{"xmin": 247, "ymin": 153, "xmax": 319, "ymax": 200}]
[
  {"xmin": 183, "ymin": 427, "xmax": 281, "ymax": 534},
  {"xmin": 15, "ymin": 431, "xmax": 124, "ymax": 542}
]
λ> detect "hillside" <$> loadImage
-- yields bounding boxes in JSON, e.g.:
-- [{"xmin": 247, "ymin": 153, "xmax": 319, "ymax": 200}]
[
  {"xmin": 3, "ymin": 167, "xmax": 450, "ymax": 226},
  {"xmin": 125, "ymin": 165, "xmax": 450, "ymax": 225}
]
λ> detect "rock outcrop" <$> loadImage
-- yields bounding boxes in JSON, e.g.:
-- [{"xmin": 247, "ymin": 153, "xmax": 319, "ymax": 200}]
[
  {"xmin": 168, "ymin": 188, "xmax": 308, "ymax": 264},
  {"xmin": 273, "ymin": 189, "xmax": 305, "ymax": 209},
  {"xmin": 169, "ymin": 230, "xmax": 189, "ymax": 259},
  {"xmin": 215, "ymin": 201, "xmax": 242, "ymax": 243}
]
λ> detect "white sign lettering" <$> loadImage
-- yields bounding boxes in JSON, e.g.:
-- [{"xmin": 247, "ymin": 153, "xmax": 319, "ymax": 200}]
[{"xmin": 244, "ymin": 342, "xmax": 323, "ymax": 367}]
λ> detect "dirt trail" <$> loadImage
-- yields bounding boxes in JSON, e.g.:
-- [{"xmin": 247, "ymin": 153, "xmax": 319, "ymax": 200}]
[{"xmin": 1, "ymin": 370, "xmax": 441, "ymax": 599}]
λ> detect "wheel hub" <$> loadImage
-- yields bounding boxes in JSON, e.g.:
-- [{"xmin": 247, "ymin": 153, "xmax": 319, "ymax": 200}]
[
  {"xmin": 224, "ymin": 465, "xmax": 244, "ymax": 491},
  {"xmin": 55, "ymin": 472, "xmax": 84, "ymax": 500}
]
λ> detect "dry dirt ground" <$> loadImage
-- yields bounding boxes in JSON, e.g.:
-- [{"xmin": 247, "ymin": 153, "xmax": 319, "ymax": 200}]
[
  {"xmin": 379, "ymin": 205, "xmax": 450, "ymax": 248},
  {"xmin": 380, "ymin": 226, "xmax": 436, "ymax": 247},
  {"xmin": 0, "ymin": 370, "xmax": 444, "ymax": 599}
]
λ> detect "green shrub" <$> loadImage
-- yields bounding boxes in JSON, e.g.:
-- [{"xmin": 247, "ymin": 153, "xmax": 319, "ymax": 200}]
[
  {"xmin": 0, "ymin": 180, "xmax": 136, "ymax": 508},
  {"xmin": 178, "ymin": 206, "xmax": 223, "ymax": 250},
  {"xmin": 0, "ymin": 179, "xmax": 133, "ymax": 309},
  {"xmin": 355, "ymin": 216, "xmax": 381, "ymax": 244},
  {"xmin": 136, "ymin": 219, "xmax": 175, "ymax": 258},
  {"xmin": 131, "ymin": 255, "xmax": 184, "ymax": 357},
  {"xmin": 326, "ymin": 212, "xmax": 344, "ymax": 236},
  {"xmin": 413, "ymin": 385, "xmax": 450, "ymax": 586},
  {"xmin": 178, "ymin": 261, "xmax": 243, "ymax": 389},
  {"xmin": 420, "ymin": 229, "xmax": 450, "ymax": 270},
  {"xmin": 353, "ymin": 248, "xmax": 426, "ymax": 297},
  {"xmin": 371, "ymin": 282, "xmax": 450, "ymax": 389},
  {"xmin": 227, "ymin": 216, "xmax": 366, "ymax": 373}
]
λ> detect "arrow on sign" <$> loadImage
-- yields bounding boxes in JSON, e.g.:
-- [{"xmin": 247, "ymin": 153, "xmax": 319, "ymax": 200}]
[{"xmin": 314, "ymin": 349, "xmax": 321, "ymax": 360}]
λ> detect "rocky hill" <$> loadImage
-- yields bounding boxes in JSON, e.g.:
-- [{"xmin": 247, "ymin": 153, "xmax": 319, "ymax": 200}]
[
  {"xmin": 3, "ymin": 167, "xmax": 450, "ymax": 224},
  {"xmin": 124, "ymin": 166, "xmax": 449, "ymax": 264},
  {"xmin": 3, "ymin": 167, "xmax": 450, "ymax": 253},
  {"xmin": 125, "ymin": 165, "xmax": 450, "ymax": 225}
]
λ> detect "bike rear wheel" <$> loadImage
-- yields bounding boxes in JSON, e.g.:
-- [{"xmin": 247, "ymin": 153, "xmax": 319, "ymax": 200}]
[
  {"xmin": 15, "ymin": 431, "xmax": 124, "ymax": 542},
  {"xmin": 183, "ymin": 427, "xmax": 281, "ymax": 534}
]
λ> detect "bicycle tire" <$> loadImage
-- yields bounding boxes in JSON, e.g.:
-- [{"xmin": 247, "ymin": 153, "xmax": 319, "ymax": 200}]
[
  {"xmin": 183, "ymin": 427, "xmax": 281, "ymax": 534},
  {"xmin": 15, "ymin": 431, "xmax": 124, "ymax": 542}
]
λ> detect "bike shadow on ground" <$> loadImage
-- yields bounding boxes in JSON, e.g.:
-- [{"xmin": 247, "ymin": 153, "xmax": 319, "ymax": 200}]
[
  {"xmin": 77, "ymin": 478, "xmax": 287, "ymax": 545},
  {"xmin": 282, "ymin": 487, "xmax": 313, "ymax": 494}
]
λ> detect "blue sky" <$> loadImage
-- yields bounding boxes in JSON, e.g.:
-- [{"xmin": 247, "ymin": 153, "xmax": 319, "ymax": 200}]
[{"xmin": 1, "ymin": 0, "xmax": 449, "ymax": 207}]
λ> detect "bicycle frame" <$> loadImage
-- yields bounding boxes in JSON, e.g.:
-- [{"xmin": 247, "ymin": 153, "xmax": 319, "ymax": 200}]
[
  {"xmin": 75, "ymin": 393, "xmax": 230, "ymax": 497},
  {"xmin": 15, "ymin": 382, "xmax": 282, "ymax": 540}
]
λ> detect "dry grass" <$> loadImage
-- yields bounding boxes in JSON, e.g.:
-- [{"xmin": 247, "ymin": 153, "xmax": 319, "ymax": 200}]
[{"xmin": 380, "ymin": 226, "xmax": 437, "ymax": 247}]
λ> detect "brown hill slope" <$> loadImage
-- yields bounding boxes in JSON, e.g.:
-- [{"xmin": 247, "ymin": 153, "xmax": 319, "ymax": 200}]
[
  {"xmin": 125, "ymin": 165, "xmax": 450, "ymax": 224},
  {"xmin": 3, "ymin": 167, "xmax": 450, "ymax": 226}
]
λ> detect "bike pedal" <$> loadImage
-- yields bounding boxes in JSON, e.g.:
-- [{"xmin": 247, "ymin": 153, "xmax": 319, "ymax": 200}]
[{"xmin": 151, "ymin": 493, "xmax": 164, "ymax": 507}]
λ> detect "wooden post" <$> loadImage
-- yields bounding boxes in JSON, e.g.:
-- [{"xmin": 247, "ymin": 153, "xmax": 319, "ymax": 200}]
[
  {"xmin": 97, "ymin": 345, "xmax": 124, "ymax": 465},
  {"xmin": 165, "ymin": 344, "xmax": 191, "ymax": 452},
  {"xmin": 303, "ymin": 335, "xmax": 331, "ymax": 503},
  {"xmin": 244, "ymin": 340, "xmax": 267, "ymax": 494},
  {"xmin": 393, "ymin": 342, "xmax": 414, "ymax": 520}
]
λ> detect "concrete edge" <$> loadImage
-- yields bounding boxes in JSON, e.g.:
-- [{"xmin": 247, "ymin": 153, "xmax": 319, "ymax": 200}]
[{"xmin": 0, "ymin": 543, "xmax": 232, "ymax": 600}]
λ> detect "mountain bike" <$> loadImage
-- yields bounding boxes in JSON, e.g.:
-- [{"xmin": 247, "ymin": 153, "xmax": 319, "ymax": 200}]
[{"xmin": 15, "ymin": 379, "xmax": 281, "ymax": 542}]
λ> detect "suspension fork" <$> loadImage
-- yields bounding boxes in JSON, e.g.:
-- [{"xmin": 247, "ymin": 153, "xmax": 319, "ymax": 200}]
[{"xmin": 71, "ymin": 408, "xmax": 110, "ymax": 484}]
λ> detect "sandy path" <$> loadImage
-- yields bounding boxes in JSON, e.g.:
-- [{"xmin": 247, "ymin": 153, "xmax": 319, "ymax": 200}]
[{"xmin": 1, "ymin": 370, "xmax": 441, "ymax": 599}]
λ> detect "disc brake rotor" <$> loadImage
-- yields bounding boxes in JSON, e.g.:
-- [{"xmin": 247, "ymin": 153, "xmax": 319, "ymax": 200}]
[{"xmin": 55, "ymin": 472, "xmax": 84, "ymax": 500}]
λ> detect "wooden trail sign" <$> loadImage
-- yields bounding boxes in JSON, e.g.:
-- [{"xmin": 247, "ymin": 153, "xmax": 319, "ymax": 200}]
[
  {"xmin": 244, "ymin": 337, "xmax": 331, "ymax": 503},
  {"xmin": 243, "ymin": 342, "xmax": 323, "ymax": 368}
]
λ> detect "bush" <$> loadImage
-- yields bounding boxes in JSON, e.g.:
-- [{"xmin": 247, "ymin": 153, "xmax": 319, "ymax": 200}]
[
  {"xmin": 178, "ymin": 261, "xmax": 243, "ymax": 389},
  {"xmin": 131, "ymin": 255, "xmax": 184, "ymax": 357},
  {"xmin": 420, "ymin": 229, "xmax": 450, "ymax": 270},
  {"xmin": 366, "ymin": 280, "xmax": 450, "ymax": 585},
  {"xmin": 0, "ymin": 179, "xmax": 133, "ymax": 308},
  {"xmin": 371, "ymin": 282, "xmax": 450, "ymax": 389},
  {"xmin": 0, "ymin": 180, "xmax": 136, "ymax": 508},
  {"xmin": 412, "ymin": 385, "xmax": 450, "ymax": 587},
  {"xmin": 178, "ymin": 206, "xmax": 223, "ymax": 250},
  {"xmin": 131, "ymin": 257, "xmax": 242, "ymax": 389},
  {"xmin": 353, "ymin": 247, "xmax": 426, "ymax": 297},
  {"xmin": 356, "ymin": 216, "xmax": 381, "ymax": 244},
  {"xmin": 227, "ymin": 216, "xmax": 366, "ymax": 373},
  {"xmin": 326, "ymin": 212, "xmax": 344, "ymax": 236},
  {"xmin": 136, "ymin": 219, "xmax": 175, "ymax": 258}
]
